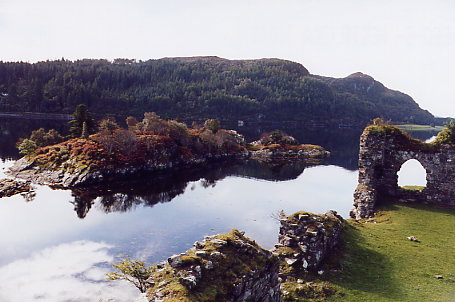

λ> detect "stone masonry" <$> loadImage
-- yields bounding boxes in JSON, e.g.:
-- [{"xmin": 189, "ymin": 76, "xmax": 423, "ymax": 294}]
[
  {"xmin": 351, "ymin": 124, "xmax": 455, "ymax": 219},
  {"xmin": 273, "ymin": 210, "xmax": 344, "ymax": 275}
]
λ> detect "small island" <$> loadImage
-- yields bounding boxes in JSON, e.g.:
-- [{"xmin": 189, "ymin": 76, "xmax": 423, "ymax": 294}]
[{"xmin": 7, "ymin": 108, "xmax": 329, "ymax": 188}]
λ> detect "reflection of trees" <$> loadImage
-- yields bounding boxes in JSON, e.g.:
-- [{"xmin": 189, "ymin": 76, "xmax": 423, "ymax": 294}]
[
  {"xmin": 70, "ymin": 195, "xmax": 94, "ymax": 219},
  {"xmin": 68, "ymin": 162, "xmax": 242, "ymax": 218},
  {"xmin": 230, "ymin": 159, "xmax": 309, "ymax": 181},
  {"xmin": 67, "ymin": 158, "xmax": 316, "ymax": 218}
]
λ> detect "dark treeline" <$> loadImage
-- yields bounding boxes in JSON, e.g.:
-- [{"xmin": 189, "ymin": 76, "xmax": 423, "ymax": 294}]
[{"xmin": 0, "ymin": 56, "xmax": 435, "ymax": 125}]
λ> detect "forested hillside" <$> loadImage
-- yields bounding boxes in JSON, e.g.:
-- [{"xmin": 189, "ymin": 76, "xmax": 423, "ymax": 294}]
[{"xmin": 0, "ymin": 57, "xmax": 435, "ymax": 125}]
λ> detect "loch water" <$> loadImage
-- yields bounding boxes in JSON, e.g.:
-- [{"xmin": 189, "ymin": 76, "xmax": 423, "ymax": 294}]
[{"xmin": 0, "ymin": 118, "xmax": 438, "ymax": 302}]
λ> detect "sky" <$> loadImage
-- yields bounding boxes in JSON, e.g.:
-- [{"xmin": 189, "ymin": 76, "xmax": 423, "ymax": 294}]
[{"xmin": 1, "ymin": 0, "xmax": 454, "ymax": 117}]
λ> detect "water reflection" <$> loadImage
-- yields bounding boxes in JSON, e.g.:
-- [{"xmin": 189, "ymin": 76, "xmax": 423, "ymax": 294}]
[
  {"xmin": 68, "ymin": 159, "xmax": 316, "ymax": 218},
  {"xmin": 0, "ymin": 240, "xmax": 142, "ymax": 302}
]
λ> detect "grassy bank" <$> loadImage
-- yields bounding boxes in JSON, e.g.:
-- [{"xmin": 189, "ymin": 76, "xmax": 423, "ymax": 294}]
[
  {"xmin": 325, "ymin": 204, "xmax": 455, "ymax": 302},
  {"xmin": 394, "ymin": 124, "xmax": 444, "ymax": 132}
]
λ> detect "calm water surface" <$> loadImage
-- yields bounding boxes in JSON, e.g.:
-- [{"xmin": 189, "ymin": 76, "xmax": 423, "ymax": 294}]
[{"xmin": 0, "ymin": 118, "xmax": 438, "ymax": 302}]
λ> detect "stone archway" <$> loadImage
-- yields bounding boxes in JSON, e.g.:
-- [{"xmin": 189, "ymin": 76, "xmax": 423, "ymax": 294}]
[
  {"xmin": 397, "ymin": 159, "xmax": 427, "ymax": 188},
  {"xmin": 351, "ymin": 124, "xmax": 455, "ymax": 219}
]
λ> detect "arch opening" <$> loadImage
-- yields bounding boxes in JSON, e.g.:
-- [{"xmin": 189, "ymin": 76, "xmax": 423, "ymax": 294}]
[{"xmin": 397, "ymin": 159, "xmax": 427, "ymax": 190}]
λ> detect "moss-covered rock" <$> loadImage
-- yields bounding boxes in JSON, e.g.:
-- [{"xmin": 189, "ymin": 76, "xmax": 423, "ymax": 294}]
[{"xmin": 146, "ymin": 229, "xmax": 281, "ymax": 302}]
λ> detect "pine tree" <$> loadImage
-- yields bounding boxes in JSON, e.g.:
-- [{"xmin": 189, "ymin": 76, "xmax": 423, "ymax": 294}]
[{"xmin": 68, "ymin": 104, "xmax": 96, "ymax": 138}]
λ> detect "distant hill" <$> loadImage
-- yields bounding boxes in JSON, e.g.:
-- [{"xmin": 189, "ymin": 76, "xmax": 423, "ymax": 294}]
[{"xmin": 0, "ymin": 57, "xmax": 435, "ymax": 125}]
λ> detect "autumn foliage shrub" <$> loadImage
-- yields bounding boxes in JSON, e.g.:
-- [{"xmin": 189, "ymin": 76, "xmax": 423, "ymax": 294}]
[{"xmin": 25, "ymin": 113, "xmax": 247, "ymax": 172}]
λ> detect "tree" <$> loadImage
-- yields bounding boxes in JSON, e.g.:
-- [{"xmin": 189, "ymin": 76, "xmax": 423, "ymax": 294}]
[
  {"xmin": 29, "ymin": 128, "xmax": 63, "ymax": 147},
  {"xmin": 68, "ymin": 104, "xmax": 96, "ymax": 138},
  {"xmin": 204, "ymin": 119, "xmax": 220, "ymax": 133},
  {"xmin": 99, "ymin": 118, "xmax": 120, "ymax": 134},
  {"xmin": 106, "ymin": 258, "xmax": 153, "ymax": 293},
  {"xmin": 18, "ymin": 139, "xmax": 38, "ymax": 155},
  {"xmin": 126, "ymin": 116, "xmax": 139, "ymax": 130}
]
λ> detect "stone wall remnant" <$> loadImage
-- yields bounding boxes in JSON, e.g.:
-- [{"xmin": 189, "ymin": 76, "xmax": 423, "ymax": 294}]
[
  {"xmin": 351, "ymin": 123, "xmax": 455, "ymax": 219},
  {"xmin": 146, "ymin": 229, "xmax": 282, "ymax": 302},
  {"xmin": 273, "ymin": 210, "xmax": 344, "ymax": 275}
]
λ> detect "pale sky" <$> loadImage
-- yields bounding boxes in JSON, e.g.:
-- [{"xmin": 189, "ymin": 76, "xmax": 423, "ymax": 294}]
[{"xmin": 1, "ymin": 0, "xmax": 454, "ymax": 117}]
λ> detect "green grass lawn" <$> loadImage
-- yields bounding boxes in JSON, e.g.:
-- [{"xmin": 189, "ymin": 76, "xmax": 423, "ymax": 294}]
[
  {"xmin": 394, "ymin": 124, "xmax": 444, "ymax": 132},
  {"xmin": 401, "ymin": 186, "xmax": 425, "ymax": 192},
  {"xmin": 325, "ymin": 204, "xmax": 455, "ymax": 302}
]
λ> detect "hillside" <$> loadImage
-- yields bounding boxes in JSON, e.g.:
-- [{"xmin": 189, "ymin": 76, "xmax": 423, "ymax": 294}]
[{"xmin": 0, "ymin": 57, "xmax": 434, "ymax": 125}]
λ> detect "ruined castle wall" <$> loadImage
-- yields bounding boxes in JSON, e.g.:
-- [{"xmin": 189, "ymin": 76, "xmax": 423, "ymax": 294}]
[
  {"xmin": 273, "ymin": 210, "xmax": 344, "ymax": 273},
  {"xmin": 352, "ymin": 125, "xmax": 455, "ymax": 219}
]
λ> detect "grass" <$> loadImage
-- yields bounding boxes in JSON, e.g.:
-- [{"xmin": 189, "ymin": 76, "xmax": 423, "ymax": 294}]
[
  {"xmin": 394, "ymin": 124, "xmax": 444, "ymax": 132},
  {"xmin": 324, "ymin": 204, "xmax": 455, "ymax": 302},
  {"xmin": 401, "ymin": 186, "xmax": 425, "ymax": 192}
]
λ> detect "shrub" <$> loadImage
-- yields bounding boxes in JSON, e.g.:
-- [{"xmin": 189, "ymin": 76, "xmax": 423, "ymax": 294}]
[
  {"xmin": 106, "ymin": 258, "xmax": 153, "ymax": 293},
  {"xmin": 29, "ymin": 128, "xmax": 64, "ymax": 147},
  {"xmin": 434, "ymin": 120, "xmax": 455, "ymax": 145}
]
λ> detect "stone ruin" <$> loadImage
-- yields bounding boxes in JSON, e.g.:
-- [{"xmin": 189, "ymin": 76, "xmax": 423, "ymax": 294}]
[
  {"xmin": 351, "ymin": 124, "xmax": 455, "ymax": 219},
  {"xmin": 147, "ymin": 229, "xmax": 282, "ymax": 302},
  {"xmin": 273, "ymin": 210, "xmax": 344, "ymax": 273},
  {"xmin": 145, "ymin": 211, "xmax": 344, "ymax": 302}
]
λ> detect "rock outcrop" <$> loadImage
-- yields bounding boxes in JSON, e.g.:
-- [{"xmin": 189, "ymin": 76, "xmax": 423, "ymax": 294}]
[
  {"xmin": 249, "ymin": 131, "xmax": 330, "ymax": 161},
  {"xmin": 7, "ymin": 141, "xmax": 328, "ymax": 188},
  {"xmin": 146, "ymin": 229, "xmax": 282, "ymax": 302},
  {"xmin": 351, "ymin": 123, "xmax": 455, "ymax": 219},
  {"xmin": 250, "ymin": 146, "xmax": 329, "ymax": 161},
  {"xmin": 7, "ymin": 153, "xmax": 245, "ymax": 188}
]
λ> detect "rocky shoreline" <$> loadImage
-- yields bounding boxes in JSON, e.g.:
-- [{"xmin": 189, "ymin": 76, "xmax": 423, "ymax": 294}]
[
  {"xmin": 7, "ymin": 147, "xmax": 328, "ymax": 188},
  {"xmin": 7, "ymin": 151, "xmax": 249, "ymax": 188},
  {"xmin": 250, "ymin": 148, "xmax": 330, "ymax": 161}
]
